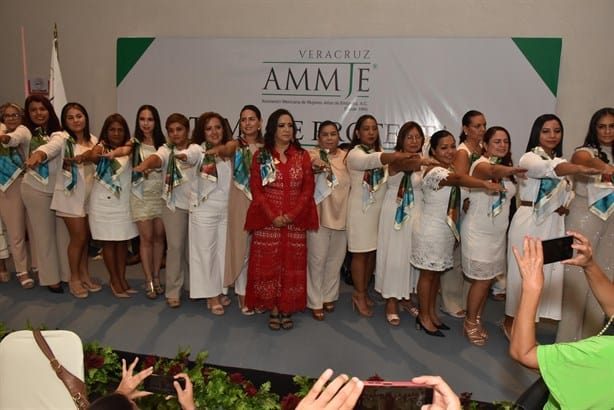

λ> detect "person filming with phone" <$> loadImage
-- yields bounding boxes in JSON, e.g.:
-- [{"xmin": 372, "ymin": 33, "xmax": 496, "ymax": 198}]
[{"xmin": 509, "ymin": 231, "xmax": 614, "ymax": 410}]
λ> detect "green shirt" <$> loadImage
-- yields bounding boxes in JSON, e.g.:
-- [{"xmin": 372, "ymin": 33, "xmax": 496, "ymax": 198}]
[{"xmin": 537, "ymin": 335, "xmax": 614, "ymax": 409}]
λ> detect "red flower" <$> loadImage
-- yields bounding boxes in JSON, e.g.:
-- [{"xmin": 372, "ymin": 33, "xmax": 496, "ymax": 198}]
[
  {"xmin": 367, "ymin": 374, "xmax": 384, "ymax": 381},
  {"xmin": 84, "ymin": 352, "xmax": 104, "ymax": 370},
  {"xmin": 141, "ymin": 355, "xmax": 158, "ymax": 370},
  {"xmin": 167, "ymin": 363, "xmax": 183, "ymax": 376},
  {"xmin": 229, "ymin": 372, "xmax": 245, "ymax": 384},
  {"xmin": 244, "ymin": 382, "xmax": 258, "ymax": 397},
  {"xmin": 281, "ymin": 393, "xmax": 301, "ymax": 410}
]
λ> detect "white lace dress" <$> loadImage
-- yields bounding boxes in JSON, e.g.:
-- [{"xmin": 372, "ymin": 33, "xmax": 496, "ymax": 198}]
[
  {"xmin": 411, "ymin": 167, "xmax": 455, "ymax": 272},
  {"xmin": 375, "ymin": 170, "xmax": 423, "ymax": 298},
  {"xmin": 461, "ymin": 157, "xmax": 516, "ymax": 280}
]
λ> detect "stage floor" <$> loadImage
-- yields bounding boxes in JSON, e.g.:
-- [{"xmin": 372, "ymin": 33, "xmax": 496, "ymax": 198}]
[{"xmin": 0, "ymin": 259, "xmax": 549, "ymax": 404}]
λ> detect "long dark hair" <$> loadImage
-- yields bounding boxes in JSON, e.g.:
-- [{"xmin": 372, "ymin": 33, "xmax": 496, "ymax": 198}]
[
  {"xmin": 394, "ymin": 121, "xmax": 424, "ymax": 153},
  {"xmin": 134, "ymin": 105, "xmax": 165, "ymax": 149},
  {"xmin": 525, "ymin": 114, "xmax": 564, "ymax": 157},
  {"xmin": 99, "ymin": 113, "xmax": 131, "ymax": 147},
  {"xmin": 263, "ymin": 108, "xmax": 302, "ymax": 151},
  {"xmin": 484, "ymin": 126, "xmax": 516, "ymax": 183},
  {"xmin": 349, "ymin": 114, "xmax": 381, "ymax": 151},
  {"xmin": 61, "ymin": 102, "xmax": 92, "ymax": 141},
  {"xmin": 23, "ymin": 95, "xmax": 61, "ymax": 134},
  {"xmin": 192, "ymin": 112, "xmax": 232, "ymax": 146},
  {"xmin": 583, "ymin": 107, "xmax": 614, "ymax": 163}
]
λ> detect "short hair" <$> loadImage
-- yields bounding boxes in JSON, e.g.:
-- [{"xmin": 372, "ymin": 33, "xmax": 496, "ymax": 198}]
[
  {"xmin": 192, "ymin": 112, "xmax": 232, "ymax": 146},
  {"xmin": 394, "ymin": 121, "xmax": 424, "ymax": 152},
  {"xmin": 0, "ymin": 102, "xmax": 25, "ymax": 121},
  {"xmin": 165, "ymin": 113, "xmax": 190, "ymax": 132},
  {"xmin": 263, "ymin": 108, "xmax": 302, "ymax": 151},
  {"xmin": 134, "ymin": 105, "xmax": 165, "ymax": 149},
  {"xmin": 61, "ymin": 102, "xmax": 92, "ymax": 142},
  {"xmin": 459, "ymin": 110, "xmax": 484, "ymax": 143},
  {"xmin": 349, "ymin": 114, "xmax": 381, "ymax": 151},
  {"xmin": 428, "ymin": 130, "xmax": 455, "ymax": 157},
  {"xmin": 99, "ymin": 113, "xmax": 131, "ymax": 147},
  {"xmin": 525, "ymin": 114, "xmax": 564, "ymax": 157},
  {"xmin": 317, "ymin": 120, "xmax": 340, "ymax": 137},
  {"xmin": 23, "ymin": 95, "xmax": 61, "ymax": 134},
  {"xmin": 583, "ymin": 107, "xmax": 614, "ymax": 162}
]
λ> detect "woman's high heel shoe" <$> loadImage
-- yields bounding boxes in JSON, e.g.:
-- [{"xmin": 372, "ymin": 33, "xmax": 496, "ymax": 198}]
[
  {"xmin": 152, "ymin": 276, "xmax": 164, "ymax": 295},
  {"xmin": 351, "ymin": 294, "xmax": 373, "ymax": 318},
  {"xmin": 464, "ymin": 318, "xmax": 486, "ymax": 346},
  {"xmin": 207, "ymin": 297, "xmax": 225, "ymax": 316},
  {"xmin": 434, "ymin": 322, "xmax": 451, "ymax": 330},
  {"xmin": 238, "ymin": 295, "xmax": 255, "ymax": 316},
  {"xmin": 415, "ymin": 317, "xmax": 445, "ymax": 337},
  {"xmin": 144, "ymin": 281, "xmax": 158, "ymax": 299},
  {"xmin": 109, "ymin": 282, "xmax": 130, "ymax": 299}
]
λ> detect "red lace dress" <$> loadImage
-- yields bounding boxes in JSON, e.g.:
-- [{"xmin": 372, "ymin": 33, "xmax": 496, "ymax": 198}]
[{"xmin": 244, "ymin": 145, "xmax": 319, "ymax": 313}]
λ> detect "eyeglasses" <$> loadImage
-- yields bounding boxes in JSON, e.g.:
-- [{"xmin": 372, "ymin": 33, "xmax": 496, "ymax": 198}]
[
  {"xmin": 406, "ymin": 135, "xmax": 422, "ymax": 141},
  {"xmin": 3, "ymin": 113, "xmax": 21, "ymax": 119}
]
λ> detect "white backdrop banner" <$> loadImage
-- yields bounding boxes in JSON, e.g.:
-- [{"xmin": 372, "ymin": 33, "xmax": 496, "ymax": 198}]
[{"xmin": 117, "ymin": 37, "xmax": 561, "ymax": 161}]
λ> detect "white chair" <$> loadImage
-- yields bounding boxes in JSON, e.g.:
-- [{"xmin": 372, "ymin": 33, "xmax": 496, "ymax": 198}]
[{"xmin": 0, "ymin": 330, "xmax": 85, "ymax": 409}]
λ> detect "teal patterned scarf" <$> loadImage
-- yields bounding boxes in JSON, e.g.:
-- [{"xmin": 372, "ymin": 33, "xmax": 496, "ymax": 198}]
[
  {"xmin": 61, "ymin": 136, "xmax": 78, "ymax": 194},
  {"xmin": 257, "ymin": 148, "xmax": 276, "ymax": 186},
  {"xmin": 162, "ymin": 143, "xmax": 185, "ymax": 211},
  {"xmin": 27, "ymin": 127, "xmax": 49, "ymax": 185},
  {"xmin": 94, "ymin": 142, "xmax": 124, "ymax": 197},
  {"xmin": 394, "ymin": 171, "xmax": 414, "ymax": 230},
  {"xmin": 488, "ymin": 156, "xmax": 506, "ymax": 217},
  {"xmin": 233, "ymin": 137, "xmax": 254, "ymax": 200}
]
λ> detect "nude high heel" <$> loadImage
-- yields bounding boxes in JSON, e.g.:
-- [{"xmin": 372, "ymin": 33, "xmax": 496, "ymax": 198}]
[
  {"xmin": 351, "ymin": 293, "xmax": 373, "ymax": 318},
  {"xmin": 463, "ymin": 318, "xmax": 486, "ymax": 346}
]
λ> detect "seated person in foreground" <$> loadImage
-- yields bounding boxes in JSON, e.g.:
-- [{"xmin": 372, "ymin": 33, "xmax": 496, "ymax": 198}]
[{"xmin": 509, "ymin": 232, "xmax": 614, "ymax": 410}]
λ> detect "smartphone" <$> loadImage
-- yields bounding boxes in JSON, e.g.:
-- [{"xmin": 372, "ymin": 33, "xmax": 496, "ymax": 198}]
[
  {"xmin": 541, "ymin": 235, "xmax": 574, "ymax": 264},
  {"xmin": 355, "ymin": 381, "xmax": 433, "ymax": 410},
  {"xmin": 143, "ymin": 374, "xmax": 186, "ymax": 395}
]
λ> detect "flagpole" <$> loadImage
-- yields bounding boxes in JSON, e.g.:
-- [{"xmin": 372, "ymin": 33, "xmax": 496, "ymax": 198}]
[
  {"xmin": 50, "ymin": 23, "xmax": 67, "ymax": 118},
  {"xmin": 21, "ymin": 26, "xmax": 29, "ymax": 98}
]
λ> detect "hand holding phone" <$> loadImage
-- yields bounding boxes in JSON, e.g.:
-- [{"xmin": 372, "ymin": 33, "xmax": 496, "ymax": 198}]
[
  {"xmin": 356, "ymin": 381, "xmax": 433, "ymax": 410},
  {"xmin": 541, "ymin": 235, "xmax": 574, "ymax": 264},
  {"xmin": 143, "ymin": 374, "xmax": 186, "ymax": 396}
]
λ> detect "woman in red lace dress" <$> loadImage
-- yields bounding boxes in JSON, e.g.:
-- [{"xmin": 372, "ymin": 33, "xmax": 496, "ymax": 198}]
[{"xmin": 244, "ymin": 108, "xmax": 318, "ymax": 330}]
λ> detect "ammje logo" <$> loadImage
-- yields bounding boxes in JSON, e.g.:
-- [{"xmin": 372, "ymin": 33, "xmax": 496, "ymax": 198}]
[{"xmin": 261, "ymin": 62, "xmax": 370, "ymax": 99}]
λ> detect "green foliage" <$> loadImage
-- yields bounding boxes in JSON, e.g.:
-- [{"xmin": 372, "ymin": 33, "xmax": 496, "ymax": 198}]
[
  {"xmin": 83, "ymin": 341, "xmax": 122, "ymax": 397},
  {"xmin": 292, "ymin": 375, "xmax": 316, "ymax": 398}
]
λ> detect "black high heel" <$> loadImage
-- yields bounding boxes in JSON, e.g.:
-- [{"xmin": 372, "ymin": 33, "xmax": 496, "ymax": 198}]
[
  {"xmin": 416, "ymin": 317, "xmax": 445, "ymax": 337},
  {"xmin": 435, "ymin": 322, "xmax": 450, "ymax": 330}
]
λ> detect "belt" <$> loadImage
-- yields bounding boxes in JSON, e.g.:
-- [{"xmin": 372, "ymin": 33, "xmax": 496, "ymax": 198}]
[{"xmin": 519, "ymin": 200, "xmax": 568, "ymax": 216}]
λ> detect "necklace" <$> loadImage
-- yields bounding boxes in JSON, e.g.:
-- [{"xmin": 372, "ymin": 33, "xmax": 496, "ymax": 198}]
[{"xmin": 596, "ymin": 314, "xmax": 614, "ymax": 337}]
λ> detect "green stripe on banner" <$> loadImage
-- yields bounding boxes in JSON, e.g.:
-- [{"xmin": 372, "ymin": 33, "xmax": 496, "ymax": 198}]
[
  {"xmin": 512, "ymin": 37, "xmax": 562, "ymax": 97},
  {"xmin": 116, "ymin": 38, "xmax": 155, "ymax": 87}
]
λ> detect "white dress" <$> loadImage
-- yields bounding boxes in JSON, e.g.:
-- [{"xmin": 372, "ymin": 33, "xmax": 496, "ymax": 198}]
[
  {"xmin": 43, "ymin": 132, "xmax": 98, "ymax": 218},
  {"xmin": 188, "ymin": 153, "xmax": 232, "ymax": 299},
  {"xmin": 505, "ymin": 151, "xmax": 572, "ymax": 320},
  {"xmin": 461, "ymin": 157, "xmax": 516, "ymax": 280},
  {"xmin": 346, "ymin": 146, "xmax": 386, "ymax": 252},
  {"xmin": 375, "ymin": 170, "xmax": 423, "ymax": 298},
  {"xmin": 411, "ymin": 167, "xmax": 456, "ymax": 272},
  {"xmin": 88, "ymin": 155, "xmax": 138, "ymax": 241}
]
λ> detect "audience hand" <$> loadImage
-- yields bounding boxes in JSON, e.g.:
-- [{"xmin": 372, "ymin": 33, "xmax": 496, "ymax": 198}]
[
  {"xmin": 411, "ymin": 375, "xmax": 461, "ymax": 410},
  {"xmin": 170, "ymin": 373, "xmax": 196, "ymax": 410},
  {"xmin": 115, "ymin": 357, "xmax": 153, "ymax": 400},
  {"xmin": 296, "ymin": 368, "xmax": 363, "ymax": 410},
  {"xmin": 562, "ymin": 231, "xmax": 594, "ymax": 268},
  {"xmin": 512, "ymin": 236, "xmax": 544, "ymax": 293}
]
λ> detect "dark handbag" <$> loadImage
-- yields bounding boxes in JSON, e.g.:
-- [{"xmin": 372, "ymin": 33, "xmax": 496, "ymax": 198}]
[{"xmin": 32, "ymin": 329, "xmax": 89, "ymax": 409}]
